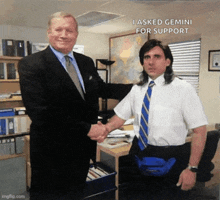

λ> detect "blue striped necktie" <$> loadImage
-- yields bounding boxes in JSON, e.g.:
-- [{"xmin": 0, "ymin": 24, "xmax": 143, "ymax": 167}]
[{"xmin": 138, "ymin": 81, "xmax": 155, "ymax": 150}]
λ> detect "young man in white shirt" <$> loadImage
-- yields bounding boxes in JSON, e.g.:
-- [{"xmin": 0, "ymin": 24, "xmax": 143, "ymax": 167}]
[{"xmin": 92, "ymin": 39, "xmax": 208, "ymax": 199}]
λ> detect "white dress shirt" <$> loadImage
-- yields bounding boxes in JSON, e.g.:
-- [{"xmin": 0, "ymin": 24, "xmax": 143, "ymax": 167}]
[{"xmin": 114, "ymin": 74, "xmax": 208, "ymax": 146}]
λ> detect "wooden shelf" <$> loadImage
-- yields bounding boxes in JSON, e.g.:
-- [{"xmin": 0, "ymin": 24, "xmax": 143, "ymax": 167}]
[
  {"xmin": 0, "ymin": 56, "xmax": 23, "ymax": 60},
  {"xmin": 0, "ymin": 96, "xmax": 23, "ymax": 109},
  {"xmin": 0, "ymin": 132, "xmax": 29, "ymax": 139},
  {"xmin": 0, "ymin": 96, "xmax": 22, "ymax": 102},
  {"xmin": 0, "ymin": 79, "xmax": 19, "ymax": 82},
  {"xmin": 0, "ymin": 114, "xmax": 27, "ymax": 119},
  {"xmin": 0, "ymin": 153, "xmax": 25, "ymax": 160},
  {"xmin": 0, "ymin": 101, "xmax": 23, "ymax": 109}
]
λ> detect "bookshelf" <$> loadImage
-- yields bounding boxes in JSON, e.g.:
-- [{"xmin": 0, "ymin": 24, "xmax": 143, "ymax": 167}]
[
  {"xmin": 0, "ymin": 56, "xmax": 22, "ymax": 93},
  {"xmin": 0, "ymin": 56, "xmax": 23, "ymax": 109},
  {"xmin": 0, "ymin": 132, "xmax": 29, "ymax": 160},
  {"xmin": 0, "ymin": 56, "xmax": 22, "ymax": 82},
  {"xmin": 0, "ymin": 56, "xmax": 29, "ymax": 160},
  {"xmin": 0, "ymin": 114, "xmax": 30, "ymax": 160}
]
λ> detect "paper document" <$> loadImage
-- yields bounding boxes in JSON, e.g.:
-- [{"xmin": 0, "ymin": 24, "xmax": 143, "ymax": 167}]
[
  {"xmin": 124, "ymin": 118, "xmax": 134, "ymax": 125},
  {"xmin": 108, "ymin": 129, "xmax": 134, "ymax": 137}
]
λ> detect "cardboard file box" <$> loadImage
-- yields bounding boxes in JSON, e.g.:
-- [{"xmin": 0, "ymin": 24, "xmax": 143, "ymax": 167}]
[{"xmin": 84, "ymin": 162, "xmax": 116, "ymax": 199}]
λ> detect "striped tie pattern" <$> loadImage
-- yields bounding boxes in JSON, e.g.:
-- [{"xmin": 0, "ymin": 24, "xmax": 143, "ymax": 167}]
[{"xmin": 138, "ymin": 81, "xmax": 155, "ymax": 150}]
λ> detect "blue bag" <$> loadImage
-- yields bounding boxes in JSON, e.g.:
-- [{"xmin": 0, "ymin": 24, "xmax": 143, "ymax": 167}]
[{"xmin": 135, "ymin": 156, "xmax": 176, "ymax": 176}]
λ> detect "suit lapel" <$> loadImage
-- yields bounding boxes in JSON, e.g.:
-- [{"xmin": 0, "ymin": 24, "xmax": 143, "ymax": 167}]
[
  {"xmin": 73, "ymin": 52, "xmax": 92, "ymax": 94},
  {"xmin": 43, "ymin": 47, "xmax": 85, "ymax": 100},
  {"xmin": 73, "ymin": 52, "xmax": 86, "ymax": 79},
  {"xmin": 43, "ymin": 47, "xmax": 66, "ymax": 77}
]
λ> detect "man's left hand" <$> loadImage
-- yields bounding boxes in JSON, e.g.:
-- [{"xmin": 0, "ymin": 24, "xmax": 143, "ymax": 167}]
[{"xmin": 176, "ymin": 168, "xmax": 196, "ymax": 190}]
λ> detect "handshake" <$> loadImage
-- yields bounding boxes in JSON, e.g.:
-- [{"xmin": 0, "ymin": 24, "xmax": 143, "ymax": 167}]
[{"xmin": 87, "ymin": 121, "xmax": 110, "ymax": 143}]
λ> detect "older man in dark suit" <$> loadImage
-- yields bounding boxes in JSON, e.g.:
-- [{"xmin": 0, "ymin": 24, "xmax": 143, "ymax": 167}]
[{"xmin": 18, "ymin": 11, "xmax": 132, "ymax": 200}]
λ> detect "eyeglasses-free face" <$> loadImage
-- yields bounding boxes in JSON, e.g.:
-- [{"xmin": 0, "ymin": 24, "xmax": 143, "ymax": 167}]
[
  {"xmin": 142, "ymin": 46, "xmax": 171, "ymax": 80},
  {"xmin": 47, "ymin": 16, "xmax": 78, "ymax": 54}
]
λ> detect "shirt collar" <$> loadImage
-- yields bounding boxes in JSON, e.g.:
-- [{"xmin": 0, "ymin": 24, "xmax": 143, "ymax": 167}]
[
  {"xmin": 49, "ymin": 45, "xmax": 74, "ymax": 61},
  {"xmin": 148, "ymin": 74, "xmax": 165, "ymax": 86}
]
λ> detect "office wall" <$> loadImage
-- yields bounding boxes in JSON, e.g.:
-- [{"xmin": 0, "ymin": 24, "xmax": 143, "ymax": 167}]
[
  {"xmin": 1, "ymin": 24, "xmax": 219, "ymax": 125},
  {"xmin": 0, "ymin": 25, "xmax": 47, "ymax": 43},
  {"xmin": 76, "ymin": 31, "xmax": 109, "ymax": 61},
  {"xmin": 199, "ymin": 33, "xmax": 220, "ymax": 125},
  {"xmin": 0, "ymin": 25, "xmax": 109, "ymax": 62}
]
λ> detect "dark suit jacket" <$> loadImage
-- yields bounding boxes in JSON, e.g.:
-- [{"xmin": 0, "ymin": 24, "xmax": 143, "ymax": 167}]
[{"xmin": 18, "ymin": 46, "xmax": 132, "ymax": 169}]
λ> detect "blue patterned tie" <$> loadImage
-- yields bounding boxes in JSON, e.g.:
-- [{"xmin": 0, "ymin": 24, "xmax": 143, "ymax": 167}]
[{"xmin": 138, "ymin": 81, "xmax": 155, "ymax": 150}]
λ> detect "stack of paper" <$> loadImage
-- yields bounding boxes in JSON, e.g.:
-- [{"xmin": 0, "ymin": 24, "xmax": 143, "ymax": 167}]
[
  {"xmin": 107, "ymin": 129, "xmax": 130, "ymax": 138},
  {"xmin": 99, "ymin": 138, "xmax": 130, "ymax": 149},
  {"xmin": 124, "ymin": 118, "xmax": 134, "ymax": 125}
]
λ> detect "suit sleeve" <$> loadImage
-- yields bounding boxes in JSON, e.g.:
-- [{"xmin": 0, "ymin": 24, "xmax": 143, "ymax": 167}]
[
  {"xmin": 18, "ymin": 57, "xmax": 49, "ymax": 128},
  {"xmin": 84, "ymin": 58, "xmax": 133, "ymax": 100},
  {"xmin": 103, "ymin": 83, "xmax": 133, "ymax": 100}
]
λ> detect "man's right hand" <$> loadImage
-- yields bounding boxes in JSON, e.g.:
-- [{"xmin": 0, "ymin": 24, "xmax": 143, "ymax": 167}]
[{"xmin": 87, "ymin": 121, "xmax": 108, "ymax": 143}]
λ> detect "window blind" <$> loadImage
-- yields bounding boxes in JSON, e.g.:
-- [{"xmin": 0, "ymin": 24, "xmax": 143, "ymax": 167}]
[{"xmin": 168, "ymin": 39, "xmax": 201, "ymax": 92}]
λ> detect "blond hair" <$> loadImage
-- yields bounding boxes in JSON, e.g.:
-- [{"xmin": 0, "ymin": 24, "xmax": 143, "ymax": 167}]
[{"xmin": 47, "ymin": 11, "xmax": 78, "ymax": 31}]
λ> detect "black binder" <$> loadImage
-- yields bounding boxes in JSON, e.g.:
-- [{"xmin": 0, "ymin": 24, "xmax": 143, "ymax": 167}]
[
  {"xmin": 26, "ymin": 41, "xmax": 32, "ymax": 55},
  {"xmin": 15, "ymin": 40, "xmax": 25, "ymax": 57},
  {"xmin": 2, "ymin": 39, "xmax": 15, "ymax": 56},
  {"xmin": 0, "ymin": 63, "xmax": 5, "ymax": 79},
  {"xmin": 7, "ymin": 63, "xmax": 16, "ymax": 79}
]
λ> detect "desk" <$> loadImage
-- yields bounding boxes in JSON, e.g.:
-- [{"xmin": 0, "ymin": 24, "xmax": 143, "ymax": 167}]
[
  {"xmin": 96, "ymin": 143, "xmax": 131, "ymax": 200},
  {"xmin": 96, "ymin": 125, "xmax": 132, "ymax": 200}
]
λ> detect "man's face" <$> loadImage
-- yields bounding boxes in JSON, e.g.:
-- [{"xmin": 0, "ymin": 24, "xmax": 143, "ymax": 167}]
[
  {"xmin": 142, "ymin": 46, "xmax": 171, "ymax": 80},
  {"xmin": 47, "ymin": 16, "xmax": 78, "ymax": 54}
]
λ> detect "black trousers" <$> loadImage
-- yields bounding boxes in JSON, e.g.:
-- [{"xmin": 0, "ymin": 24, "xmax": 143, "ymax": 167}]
[
  {"xmin": 119, "ymin": 138, "xmax": 190, "ymax": 199},
  {"xmin": 29, "ymin": 153, "xmax": 91, "ymax": 200},
  {"xmin": 119, "ymin": 135, "xmax": 217, "ymax": 200}
]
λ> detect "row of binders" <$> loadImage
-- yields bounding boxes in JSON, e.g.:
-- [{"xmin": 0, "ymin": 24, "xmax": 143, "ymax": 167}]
[
  {"xmin": 0, "ymin": 62, "xmax": 19, "ymax": 80},
  {"xmin": 0, "ymin": 39, "xmax": 84, "ymax": 58},
  {"xmin": 0, "ymin": 136, "xmax": 24, "ymax": 156},
  {"xmin": 0, "ymin": 107, "xmax": 31, "ymax": 135},
  {"xmin": 0, "ymin": 38, "xmax": 49, "ymax": 57},
  {"xmin": 0, "ymin": 39, "xmax": 27, "ymax": 57},
  {"xmin": 86, "ymin": 166, "xmax": 110, "ymax": 182}
]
